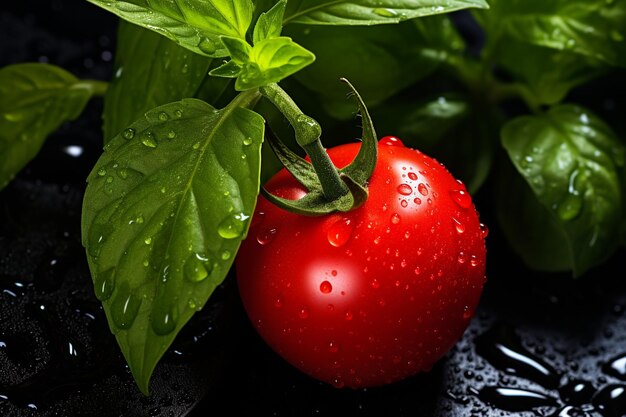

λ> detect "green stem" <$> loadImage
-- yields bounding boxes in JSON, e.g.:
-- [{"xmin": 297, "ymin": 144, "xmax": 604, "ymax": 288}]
[{"xmin": 259, "ymin": 83, "xmax": 349, "ymax": 200}]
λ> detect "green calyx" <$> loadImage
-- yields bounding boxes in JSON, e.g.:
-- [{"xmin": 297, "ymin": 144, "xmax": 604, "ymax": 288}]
[{"xmin": 259, "ymin": 78, "xmax": 378, "ymax": 216}]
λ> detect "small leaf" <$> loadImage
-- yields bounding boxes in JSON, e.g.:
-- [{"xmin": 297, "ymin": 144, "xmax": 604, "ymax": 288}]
[
  {"xmin": 0, "ymin": 63, "xmax": 96, "ymax": 189},
  {"xmin": 104, "ymin": 21, "xmax": 212, "ymax": 142},
  {"xmin": 85, "ymin": 0, "xmax": 254, "ymax": 57},
  {"xmin": 221, "ymin": 36, "xmax": 252, "ymax": 64},
  {"xmin": 283, "ymin": 0, "xmax": 489, "ymax": 25},
  {"xmin": 501, "ymin": 104, "xmax": 625, "ymax": 276},
  {"xmin": 254, "ymin": 0, "xmax": 287, "ymax": 44},
  {"xmin": 209, "ymin": 60, "xmax": 243, "ymax": 78},
  {"xmin": 81, "ymin": 94, "xmax": 264, "ymax": 394},
  {"xmin": 234, "ymin": 37, "xmax": 315, "ymax": 91}
]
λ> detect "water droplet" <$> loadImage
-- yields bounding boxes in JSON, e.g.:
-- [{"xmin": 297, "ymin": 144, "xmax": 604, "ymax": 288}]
[
  {"xmin": 141, "ymin": 132, "xmax": 157, "ymax": 148},
  {"xmin": 373, "ymin": 236, "xmax": 382, "ymax": 245},
  {"xmin": 328, "ymin": 341, "xmax": 339, "ymax": 353},
  {"xmin": 400, "ymin": 200, "xmax": 408, "ymax": 208},
  {"xmin": 604, "ymin": 353, "xmax": 626, "ymax": 380},
  {"xmin": 184, "ymin": 253, "xmax": 212, "ymax": 282},
  {"xmin": 144, "ymin": 237, "xmax": 152, "ymax": 245},
  {"xmin": 192, "ymin": 142, "xmax": 200, "ymax": 150},
  {"xmin": 458, "ymin": 252, "xmax": 467, "ymax": 264},
  {"xmin": 221, "ymin": 250, "xmax": 231, "ymax": 260},
  {"xmin": 122, "ymin": 128, "xmax": 135, "ymax": 140},
  {"xmin": 450, "ymin": 189, "xmax": 472, "ymax": 209},
  {"xmin": 413, "ymin": 197, "xmax": 421, "ymax": 205},
  {"xmin": 257, "ymin": 227, "xmax": 277, "ymax": 245},
  {"xmin": 372, "ymin": 7, "xmax": 398, "ymax": 17},
  {"xmin": 390, "ymin": 213, "xmax": 401, "ymax": 224},
  {"xmin": 117, "ymin": 168, "xmax": 128, "ymax": 179},
  {"xmin": 397, "ymin": 184, "xmax": 412, "ymax": 195},
  {"xmin": 218, "ymin": 213, "xmax": 249, "ymax": 239},
  {"xmin": 331, "ymin": 270, "xmax": 337, "ymax": 277},
  {"xmin": 243, "ymin": 137, "xmax": 253, "ymax": 146},
  {"xmin": 418, "ymin": 183, "xmax": 429, "ymax": 196},
  {"xmin": 174, "ymin": 109, "xmax": 183, "ymax": 118},
  {"xmin": 414, "ymin": 267, "xmax": 421, "ymax": 275},
  {"xmin": 320, "ymin": 281, "xmax": 333, "ymax": 294},
  {"xmin": 158, "ymin": 112, "xmax": 169, "ymax": 121},
  {"xmin": 478, "ymin": 386, "xmax": 558, "ymax": 411},
  {"xmin": 94, "ymin": 268, "xmax": 115, "ymax": 301},
  {"xmin": 151, "ymin": 298, "xmax": 178, "ymax": 335},
  {"xmin": 452, "ymin": 217, "xmax": 465, "ymax": 234},
  {"xmin": 198, "ymin": 37, "xmax": 217, "ymax": 54},
  {"xmin": 327, "ymin": 217, "xmax": 354, "ymax": 247},
  {"xmin": 298, "ymin": 307, "xmax": 309, "ymax": 319},
  {"xmin": 167, "ymin": 130, "xmax": 176, "ymax": 139},
  {"xmin": 111, "ymin": 288, "xmax": 142, "ymax": 330},
  {"xmin": 408, "ymin": 172, "xmax": 418, "ymax": 181},
  {"xmin": 556, "ymin": 194, "xmax": 583, "ymax": 221},
  {"xmin": 480, "ymin": 223, "xmax": 489, "ymax": 238},
  {"xmin": 380, "ymin": 136, "xmax": 403, "ymax": 146},
  {"xmin": 97, "ymin": 168, "xmax": 107, "ymax": 176},
  {"xmin": 592, "ymin": 384, "xmax": 626, "ymax": 417},
  {"xmin": 344, "ymin": 310, "xmax": 353, "ymax": 320},
  {"xmin": 371, "ymin": 279, "xmax": 380, "ymax": 289},
  {"xmin": 274, "ymin": 297, "xmax": 283, "ymax": 308}
]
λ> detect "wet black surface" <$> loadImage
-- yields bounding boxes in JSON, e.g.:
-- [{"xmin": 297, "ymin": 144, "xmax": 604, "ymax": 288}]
[{"xmin": 2, "ymin": 1, "xmax": 626, "ymax": 416}]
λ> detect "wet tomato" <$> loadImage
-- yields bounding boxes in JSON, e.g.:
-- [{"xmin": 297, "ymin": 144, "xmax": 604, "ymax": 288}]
[{"xmin": 236, "ymin": 136, "xmax": 487, "ymax": 388}]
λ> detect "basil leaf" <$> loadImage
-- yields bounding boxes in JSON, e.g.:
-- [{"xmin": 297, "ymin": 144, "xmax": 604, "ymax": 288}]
[
  {"xmin": 501, "ymin": 104, "xmax": 625, "ymax": 276},
  {"xmin": 81, "ymin": 95, "xmax": 264, "ymax": 394},
  {"xmin": 0, "ymin": 63, "xmax": 99, "ymax": 189},
  {"xmin": 495, "ymin": 37, "xmax": 606, "ymax": 105},
  {"xmin": 285, "ymin": 15, "xmax": 464, "ymax": 119},
  {"xmin": 253, "ymin": 0, "xmax": 287, "ymax": 44},
  {"xmin": 476, "ymin": 0, "xmax": 626, "ymax": 68},
  {"xmin": 85, "ymin": 0, "xmax": 254, "ymax": 57},
  {"xmin": 103, "ymin": 21, "xmax": 212, "ymax": 142},
  {"xmin": 283, "ymin": 0, "xmax": 488, "ymax": 25}
]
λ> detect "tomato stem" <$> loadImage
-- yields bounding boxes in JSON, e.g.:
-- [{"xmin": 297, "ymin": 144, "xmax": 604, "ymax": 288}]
[{"xmin": 260, "ymin": 83, "xmax": 349, "ymax": 201}]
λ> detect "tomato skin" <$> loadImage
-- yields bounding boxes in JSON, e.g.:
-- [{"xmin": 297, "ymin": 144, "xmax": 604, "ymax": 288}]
[{"xmin": 236, "ymin": 137, "xmax": 487, "ymax": 389}]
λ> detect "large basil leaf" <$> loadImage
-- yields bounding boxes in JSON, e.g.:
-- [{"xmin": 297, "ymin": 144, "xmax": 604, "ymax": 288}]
[
  {"xmin": 475, "ymin": 0, "xmax": 626, "ymax": 68},
  {"xmin": 501, "ymin": 104, "xmax": 625, "ymax": 276},
  {"xmin": 85, "ymin": 0, "xmax": 254, "ymax": 57},
  {"xmin": 494, "ymin": 37, "xmax": 606, "ymax": 105},
  {"xmin": 0, "ymin": 63, "xmax": 101, "ymax": 189},
  {"xmin": 283, "ymin": 0, "xmax": 488, "ymax": 25},
  {"xmin": 103, "ymin": 21, "xmax": 212, "ymax": 142},
  {"xmin": 81, "ymin": 95, "xmax": 264, "ymax": 394},
  {"xmin": 285, "ymin": 15, "xmax": 465, "ymax": 119}
]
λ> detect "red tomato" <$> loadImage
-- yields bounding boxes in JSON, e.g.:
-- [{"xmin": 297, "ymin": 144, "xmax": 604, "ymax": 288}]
[{"xmin": 236, "ymin": 136, "xmax": 487, "ymax": 389}]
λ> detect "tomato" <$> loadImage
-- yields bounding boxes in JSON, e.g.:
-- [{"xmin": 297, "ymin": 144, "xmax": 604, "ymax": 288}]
[{"xmin": 235, "ymin": 136, "xmax": 487, "ymax": 389}]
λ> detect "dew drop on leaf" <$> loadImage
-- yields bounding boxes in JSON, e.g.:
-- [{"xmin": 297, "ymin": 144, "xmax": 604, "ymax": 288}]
[
  {"xmin": 327, "ymin": 217, "xmax": 354, "ymax": 248},
  {"xmin": 122, "ymin": 128, "xmax": 135, "ymax": 140},
  {"xmin": 158, "ymin": 112, "xmax": 169, "ymax": 121},
  {"xmin": 218, "ymin": 213, "xmax": 248, "ymax": 239},
  {"xmin": 151, "ymin": 298, "xmax": 178, "ymax": 335},
  {"xmin": 111, "ymin": 288, "xmax": 142, "ymax": 330},
  {"xmin": 141, "ymin": 132, "xmax": 157, "ymax": 148},
  {"xmin": 198, "ymin": 37, "xmax": 217, "ymax": 54},
  {"xmin": 372, "ymin": 7, "xmax": 398, "ymax": 17},
  {"xmin": 184, "ymin": 253, "xmax": 212, "ymax": 282},
  {"xmin": 94, "ymin": 268, "xmax": 115, "ymax": 301}
]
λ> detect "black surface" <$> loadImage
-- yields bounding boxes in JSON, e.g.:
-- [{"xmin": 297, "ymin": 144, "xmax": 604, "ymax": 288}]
[{"xmin": 1, "ymin": 1, "xmax": 626, "ymax": 417}]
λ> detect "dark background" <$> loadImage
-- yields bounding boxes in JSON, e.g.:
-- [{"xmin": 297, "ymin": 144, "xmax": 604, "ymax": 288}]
[{"xmin": 1, "ymin": 1, "xmax": 626, "ymax": 416}]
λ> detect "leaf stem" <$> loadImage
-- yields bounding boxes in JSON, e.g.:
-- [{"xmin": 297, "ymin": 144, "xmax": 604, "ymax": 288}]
[
  {"xmin": 72, "ymin": 79, "xmax": 109, "ymax": 96},
  {"xmin": 259, "ymin": 83, "xmax": 349, "ymax": 200}
]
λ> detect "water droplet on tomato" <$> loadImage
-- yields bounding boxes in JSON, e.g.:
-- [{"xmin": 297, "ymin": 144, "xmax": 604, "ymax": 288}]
[
  {"xmin": 329, "ymin": 341, "xmax": 339, "ymax": 353},
  {"xmin": 470, "ymin": 255, "xmax": 479, "ymax": 267},
  {"xmin": 257, "ymin": 227, "xmax": 277, "ymax": 245},
  {"xmin": 452, "ymin": 217, "xmax": 465, "ymax": 234},
  {"xmin": 414, "ymin": 267, "xmax": 421, "ymax": 275},
  {"xmin": 400, "ymin": 200, "xmax": 408, "ymax": 208},
  {"xmin": 373, "ymin": 236, "xmax": 382, "ymax": 245},
  {"xmin": 332, "ymin": 377, "xmax": 345, "ymax": 388},
  {"xmin": 331, "ymin": 270, "xmax": 338, "ymax": 276},
  {"xmin": 390, "ymin": 213, "xmax": 401, "ymax": 224},
  {"xmin": 450, "ymin": 189, "xmax": 472, "ymax": 208},
  {"xmin": 320, "ymin": 281, "xmax": 333, "ymax": 294},
  {"xmin": 397, "ymin": 184, "xmax": 412, "ymax": 195},
  {"xmin": 408, "ymin": 172, "xmax": 418, "ymax": 181},
  {"xmin": 418, "ymin": 183, "xmax": 429, "ymax": 196},
  {"xmin": 274, "ymin": 297, "xmax": 283, "ymax": 308},
  {"xmin": 463, "ymin": 306, "xmax": 473, "ymax": 320},
  {"xmin": 327, "ymin": 217, "xmax": 354, "ymax": 247},
  {"xmin": 380, "ymin": 136, "xmax": 404, "ymax": 146},
  {"xmin": 458, "ymin": 252, "xmax": 467, "ymax": 264},
  {"xmin": 344, "ymin": 310, "xmax": 353, "ymax": 321},
  {"xmin": 414, "ymin": 197, "xmax": 421, "ymax": 205},
  {"xmin": 298, "ymin": 307, "xmax": 309, "ymax": 319},
  {"xmin": 480, "ymin": 223, "xmax": 489, "ymax": 238},
  {"xmin": 371, "ymin": 279, "xmax": 380, "ymax": 289}
]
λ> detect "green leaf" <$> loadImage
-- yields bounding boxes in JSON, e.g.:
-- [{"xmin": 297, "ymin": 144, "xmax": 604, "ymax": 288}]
[
  {"xmin": 221, "ymin": 36, "xmax": 253, "ymax": 64},
  {"xmin": 476, "ymin": 0, "xmax": 626, "ymax": 67},
  {"xmin": 234, "ymin": 37, "xmax": 315, "ymax": 91},
  {"xmin": 85, "ymin": 0, "xmax": 254, "ymax": 57},
  {"xmin": 209, "ymin": 60, "xmax": 243, "ymax": 78},
  {"xmin": 494, "ymin": 37, "xmax": 607, "ymax": 105},
  {"xmin": 285, "ymin": 15, "xmax": 465, "ymax": 119},
  {"xmin": 0, "ymin": 63, "xmax": 98, "ymax": 189},
  {"xmin": 283, "ymin": 0, "xmax": 489, "ymax": 25},
  {"xmin": 254, "ymin": 0, "xmax": 287, "ymax": 44},
  {"xmin": 501, "ymin": 104, "xmax": 625, "ymax": 276},
  {"xmin": 103, "ymin": 21, "xmax": 212, "ymax": 142},
  {"xmin": 81, "ymin": 94, "xmax": 264, "ymax": 394}
]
